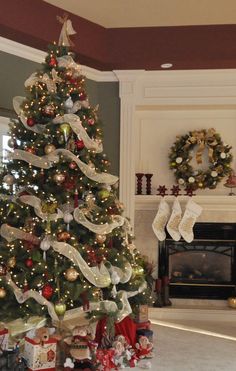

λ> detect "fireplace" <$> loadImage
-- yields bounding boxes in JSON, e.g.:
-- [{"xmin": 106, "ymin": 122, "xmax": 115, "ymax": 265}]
[{"xmin": 159, "ymin": 223, "xmax": 236, "ymax": 299}]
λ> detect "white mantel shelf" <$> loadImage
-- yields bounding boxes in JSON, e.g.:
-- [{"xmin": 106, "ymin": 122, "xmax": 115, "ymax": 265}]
[{"xmin": 135, "ymin": 195, "xmax": 236, "ymax": 212}]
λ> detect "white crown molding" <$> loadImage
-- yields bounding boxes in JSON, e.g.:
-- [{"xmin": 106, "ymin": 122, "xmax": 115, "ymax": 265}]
[{"xmin": 0, "ymin": 36, "xmax": 117, "ymax": 82}]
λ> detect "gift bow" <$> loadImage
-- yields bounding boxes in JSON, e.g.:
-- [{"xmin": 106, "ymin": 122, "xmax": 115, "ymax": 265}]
[{"xmin": 184, "ymin": 128, "xmax": 217, "ymax": 164}]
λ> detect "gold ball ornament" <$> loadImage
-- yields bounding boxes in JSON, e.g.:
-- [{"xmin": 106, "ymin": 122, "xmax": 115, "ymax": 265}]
[
  {"xmin": 54, "ymin": 300, "xmax": 67, "ymax": 317},
  {"xmin": 44, "ymin": 144, "xmax": 56, "ymax": 154},
  {"xmin": 96, "ymin": 234, "xmax": 106, "ymax": 244},
  {"xmin": 228, "ymin": 297, "xmax": 236, "ymax": 309},
  {"xmin": 65, "ymin": 267, "xmax": 79, "ymax": 282},
  {"xmin": 57, "ymin": 231, "xmax": 71, "ymax": 241},
  {"xmin": 198, "ymin": 182, "xmax": 203, "ymax": 188},
  {"xmin": 7, "ymin": 256, "xmax": 16, "ymax": 268},
  {"xmin": 60, "ymin": 123, "xmax": 71, "ymax": 141},
  {"xmin": 132, "ymin": 264, "xmax": 144, "ymax": 277},
  {"xmin": 53, "ymin": 172, "xmax": 66, "ymax": 184},
  {"xmin": 0, "ymin": 287, "xmax": 6, "ymax": 299}
]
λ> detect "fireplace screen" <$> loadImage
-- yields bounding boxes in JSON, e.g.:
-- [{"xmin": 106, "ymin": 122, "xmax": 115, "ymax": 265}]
[
  {"xmin": 161, "ymin": 223, "xmax": 236, "ymax": 299},
  {"xmin": 170, "ymin": 243, "xmax": 232, "ymax": 283}
]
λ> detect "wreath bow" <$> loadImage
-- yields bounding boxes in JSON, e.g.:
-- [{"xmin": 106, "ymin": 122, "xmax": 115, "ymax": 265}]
[{"xmin": 185, "ymin": 128, "xmax": 217, "ymax": 164}]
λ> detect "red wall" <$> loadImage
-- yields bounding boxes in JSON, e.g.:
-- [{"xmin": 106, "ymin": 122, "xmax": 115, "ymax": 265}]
[{"xmin": 1, "ymin": 0, "xmax": 236, "ymax": 70}]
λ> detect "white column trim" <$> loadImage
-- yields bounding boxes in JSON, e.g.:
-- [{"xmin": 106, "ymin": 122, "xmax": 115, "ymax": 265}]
[
  {"xmin": 114, "ymin": 71, "xmax": 145, "ymax": 226},
  {"xmin": 0, "ymin": 36, "xmax": 117, "ymax": 82}
]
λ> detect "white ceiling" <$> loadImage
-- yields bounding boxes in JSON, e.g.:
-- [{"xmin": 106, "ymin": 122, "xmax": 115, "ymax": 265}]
[{"xmin": 44, "ymin": 0, "xmax": 236, "ymax": 28}]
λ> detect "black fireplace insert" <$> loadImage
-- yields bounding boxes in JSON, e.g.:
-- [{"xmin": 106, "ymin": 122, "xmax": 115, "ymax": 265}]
[{"xmin": 159, "ymin": 223, "xmax": 236, "ymax": 299}]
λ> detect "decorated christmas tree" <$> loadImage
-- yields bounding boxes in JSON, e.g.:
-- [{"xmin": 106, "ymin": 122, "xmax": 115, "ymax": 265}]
[{"xmin": 0, "ymin": 21, "xmax": 151, "ymax": 343}]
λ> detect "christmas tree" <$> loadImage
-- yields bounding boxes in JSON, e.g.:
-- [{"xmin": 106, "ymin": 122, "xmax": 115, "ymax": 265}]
[{"xmin": 0, "ymin": 24, "xmax": 151, "ymax": 331}]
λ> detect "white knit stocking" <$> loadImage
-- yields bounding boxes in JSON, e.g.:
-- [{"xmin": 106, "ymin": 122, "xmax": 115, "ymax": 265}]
[
  {"xmin": 152, "ymin": 198, "xmax": 170, "ymax": 241},
  {"xmin": 167, "ymin": 198, "xmax": 182, "ymax": 241},
  {"xmin": 178, "ymin": 199, "xmax": 202, "ymax": 243}
]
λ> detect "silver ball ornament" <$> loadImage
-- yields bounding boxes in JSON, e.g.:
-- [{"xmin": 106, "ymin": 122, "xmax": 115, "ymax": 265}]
[
  {"xmin": 8, "ymin": 138, "xmax": 15, "ymax": 148},
  {"xmin": 40, "ymin": 237, "xmax": 51, "ymax": 252},
  {"xmin": 63, "ymin": 213, "xmax": 73, "ymax": 224},
  {"xmin": 64, "ymin": 97, "xmax": 74, "ymax": 110},
  {"xmin": 3, "ymin": 174, "xmax": 15, "ymax": 185}
]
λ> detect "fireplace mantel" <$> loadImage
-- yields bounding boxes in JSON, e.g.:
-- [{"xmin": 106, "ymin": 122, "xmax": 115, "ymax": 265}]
[{"xmin": 135, "ymin": 195, "xmax": 236, "ymax": 212}]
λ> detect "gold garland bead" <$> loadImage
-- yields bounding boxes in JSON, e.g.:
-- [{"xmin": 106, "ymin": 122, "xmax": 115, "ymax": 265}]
[{"xmin": 0, "ymin": 287, "xmax": 6, "ymax": 299}]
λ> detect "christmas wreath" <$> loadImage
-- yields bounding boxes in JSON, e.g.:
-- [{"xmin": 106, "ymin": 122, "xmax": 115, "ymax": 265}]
[{"xmin": 169, "ymin": 128, "xmax": 232, "ymax": 190}]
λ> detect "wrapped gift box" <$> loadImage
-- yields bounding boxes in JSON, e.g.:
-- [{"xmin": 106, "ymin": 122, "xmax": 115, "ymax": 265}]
[
  {"xmin": 0, "ymin": 328, "xmax": 9, "ymax": 350},
  {"xmin": 135, "ymin": 320, "xmax": 151, "ymax": 330},
  {"xmin": 136, "ymin": 305, "xmax": 149, "ymax": 323},
  {"xmin": 136, "ymin": 328, "xmax": 153, "ymax": 343},
  {"xmin": 24, "ymin": 337, "xmax": 57, "ymax": 371}
]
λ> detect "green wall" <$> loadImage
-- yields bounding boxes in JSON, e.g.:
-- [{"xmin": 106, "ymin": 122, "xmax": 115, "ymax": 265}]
[{"xmin": 0, "ymin": 51, "xmax": 120, "ymax": 175}]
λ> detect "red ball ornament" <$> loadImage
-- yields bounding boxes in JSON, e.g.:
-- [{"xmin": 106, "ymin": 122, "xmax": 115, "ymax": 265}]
[
  {"xmin": 42, "ymin": 284, "xmax": 54, "ymax": 300},
  {"xmin": 75, "ymin": 139, "xmax": 85, "ymax": 150},
  {"xmin": 87, "ymin": 118, "xmax": 95, "ymax": 126},
  {"xmin": 27, "ymin": 118, "xmax": 35, "ymax": 127},
  {"xmin": 26, "ymin": 147, "xmax": 36, "ymax": 154},
  {"xmin": 69, "ymin": 162, "xmax": 77, "ymax": 170},
  {"xmin": 49, "ymin": 57, "xmax": 57, "ymax": 67},
  {"xmin": 69, "ymin": 78, "xmax": 78, "ymax": 85},
  {"xmin": 79, "ymin": 92, "xmax": 87, "ymax": 101},
  {"xmin": 0, "ymin": 264, "xmax": 7, "ymax": 276},
  {"xmin": 25, "ymin": 258, "xmax": 33, "ymax": 268}
]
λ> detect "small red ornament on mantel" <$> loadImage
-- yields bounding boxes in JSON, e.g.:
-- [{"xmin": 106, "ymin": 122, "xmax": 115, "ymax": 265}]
[
  {"xmin": 170, "ymin": 185, "xmax": 181, "ymax": 197},
  {"xmin": 184, "ymin": 186, "xmax": 196, "ymax": 197},
  {"xmin": 42, "ymin": 284, "xmax": 54, "ymax": 300},
  {"xmin": 25, "ymin": 258, "xmax": 33, "ymax": 268},
  {"xmin": 26, "ymin": 117, "xmax": 35, "ymax": 127},
  {"xmin": 157, "ymin": 185, "xmax": 168, "ymax": 196}
]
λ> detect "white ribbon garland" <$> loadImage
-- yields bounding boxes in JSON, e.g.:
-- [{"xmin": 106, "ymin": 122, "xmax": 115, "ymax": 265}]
[
  {"xmin": 5, "ymin": 273, "xmax": 59, "ymax": 321},
  {"xmin": 24, "ymin": 69, "xmax": 62, "ymax": 92},
  {"xmin": 6, "ymin": 267, "xmax": 145, "ymax": 323},
  {"xmin": 51, "ymin": 241, "xmax": 111, "ymax": 288},
  {"xmin": 0, "ymin": 224, "xmax": 39, "ymax": 244},
  {"xmin": 9, "ymin": 148, "xmax": 118, "ymax": 185},
  {"xmin": 19, "ymin": 195, "xmax": 63, "ymax": 221},
  {"xmin": 53, "ymin": 149, "xmax": 118, "ymax": 185},
  {"xmin": 13, "ymin": 96, "xmax": 45, "ymax": 134},
  {"xmin": 53, "ymin": 114, "xmax": 103, "ymax": 153},
  {"xmin": 9, "ymin": 149, "xmax": 59, "ymax": 169},
  {"xmin": 67, "ymin": 99, "xmax": 89, "ymax": 113},
  {"xmin": 73, "ymin": 207, "xmax": 124, "ymax": 234},
  {"xmin": 57, "ymin": 55, "xmax": 81, "ymax": 74}
]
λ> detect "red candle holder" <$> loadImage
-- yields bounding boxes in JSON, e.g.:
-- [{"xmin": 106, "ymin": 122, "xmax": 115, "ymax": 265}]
[
  {"xmin": 135, "ymin": 173, "xmax": 144, "ymax": 195},
  {"xmin": 145, "ymin": 173, "xmax": 153, "ymax": 195}
]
